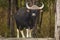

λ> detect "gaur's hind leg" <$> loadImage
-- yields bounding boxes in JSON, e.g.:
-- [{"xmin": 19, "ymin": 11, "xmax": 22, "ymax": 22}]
[
  {"xmin": 20, "ymin": 30, "xmax": 25, "ymax": 38},
  {"xmin": 18, "ymin": 26, "xmax": 25, "ymax": 38},
  {"xmin": 17, "ymin": 29, "xmax": 19, "ymax": 38},
  {"xmin": 19, "ymin": 26, "xmax": 25, "ymax": 38}
]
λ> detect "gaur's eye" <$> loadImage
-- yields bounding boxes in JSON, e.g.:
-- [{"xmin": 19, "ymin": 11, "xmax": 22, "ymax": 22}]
[{"xmin": 32, "ymin": 13, "xmax": 36, "ymax": 16}]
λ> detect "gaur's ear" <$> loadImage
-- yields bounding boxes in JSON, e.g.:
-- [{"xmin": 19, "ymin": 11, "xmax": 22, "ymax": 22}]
[{"xmin": 27, "ymin": 10, "xmax": 30, "ymax": 12}]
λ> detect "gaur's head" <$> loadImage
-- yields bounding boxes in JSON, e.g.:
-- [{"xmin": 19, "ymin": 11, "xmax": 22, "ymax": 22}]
[
  {"xmin": 26, "ymin": 2, "xmax": 44, "ymax": 18},
  {"xmin": 30, "ymin": 10, "xmax": 39, "ymax": 18}
]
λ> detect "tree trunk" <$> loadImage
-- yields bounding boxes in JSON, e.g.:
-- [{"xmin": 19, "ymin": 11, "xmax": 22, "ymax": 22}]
[{"xmin": 8, "ymin": 0, "xmax": 15, "ymax": 37}]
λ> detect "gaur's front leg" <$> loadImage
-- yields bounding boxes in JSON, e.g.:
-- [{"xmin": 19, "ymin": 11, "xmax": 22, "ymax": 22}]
[
  {"xmin": 29, "ymin": 29, "xmax": 33, "ymax": 37},
  {"xmin": 26, "ymin": 28, "xmax": 33, "ymax": 38},
  {"xmin": 17, "ymin": 29, "xmax": 25, "ymax": 38},
  {"xmin": 26, "ymin": 29, "xmax": 29, "ymax": 38}
]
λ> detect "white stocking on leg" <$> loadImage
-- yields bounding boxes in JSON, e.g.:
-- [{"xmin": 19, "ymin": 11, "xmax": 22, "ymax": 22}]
[
  {"xmin": 20, "ymin": 30, "xmax": 25, "ymax": 38},
  {"xmin": 17, "ymin": 29, "xmax": 19, "ymax": 38},
  {"xmin": 26, "ymin": 29, "xmax": 29, "ymax": 38},
  {"xmin": 29, "ymin": 29, "xmax": 32, "ymax": 37}
]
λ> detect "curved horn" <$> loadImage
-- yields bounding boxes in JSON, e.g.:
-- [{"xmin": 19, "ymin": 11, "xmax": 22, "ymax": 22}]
[
  {"xmin": 39, "ymin": 3, "xmax": 44, "ymax": 9},
  {"xmin": 26, "ymin": 3, "xmax": 31, "ymax": 9},
  {"xmin": 26, "ymin": 2, "xmax": 44, "ymax": 9}
]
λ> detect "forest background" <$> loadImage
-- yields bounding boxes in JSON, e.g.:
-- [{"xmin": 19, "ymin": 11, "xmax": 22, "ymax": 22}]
[{"xmin": 0, "ymin": 0, "xmax": 55, "ymax": 38}]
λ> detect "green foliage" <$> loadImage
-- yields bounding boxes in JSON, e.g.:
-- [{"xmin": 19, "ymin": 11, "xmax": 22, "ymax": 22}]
[
  {"xmin": 0, "ymin": 0, "xmax": 8, "ymax": 8},
  {"xmin": 0, "ymin": 8, "xmax": 9, "ymax": 37},
  {"xmin": 32, "ymin": 0, "xmax": 55, "ymax": 38},
  {"xmin": 17, "ymin": 0, "xmax": 25, "ymax": 8}
]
